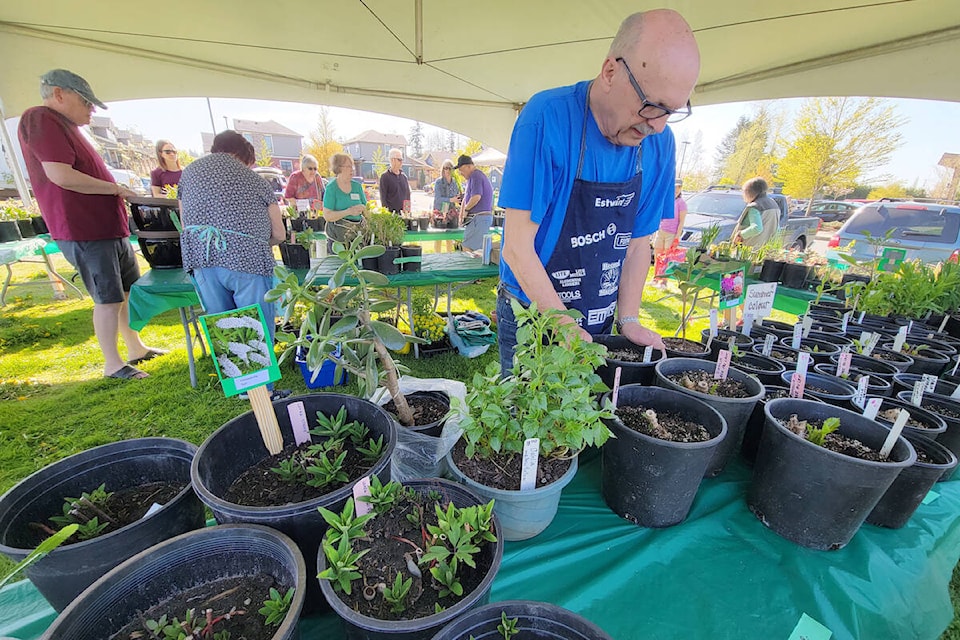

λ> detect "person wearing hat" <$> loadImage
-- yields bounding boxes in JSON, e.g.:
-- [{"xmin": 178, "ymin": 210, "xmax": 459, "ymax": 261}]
[
  {"xmin": 378, "ymin": 148, "xmax": 410, "ymax": 214},
  {"xmin": 496, "ymin": 9, "xmax": 699, "ymax": 374},
  {"xmin": 18, "ymin": 69, "xmax": 166, "ymax": 380},
  {"xmin": 453, "ymin": 154, "xmax": 495, "ymax": 252},
  {"xmin": 651, "ymin": 178, "xmax": 687, "ymax": 288}
]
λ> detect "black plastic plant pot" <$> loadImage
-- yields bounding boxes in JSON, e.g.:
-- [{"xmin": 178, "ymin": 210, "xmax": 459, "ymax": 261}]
[
  {"xmin": 0, "ymin": 438, "xmax": 204, "ymax": 612},
  {"xmin": 16, "ymin": 219, "xmax": 36, "ymax": 238},
  {"xmin": 600, "ymin": 385, "xmax": 726, "ymax": 528},
  {"xmin": 747, "ymin": 398, "xmax": 916, "ymax": 550},
  {"xmin": 137, "ymin": 238, "xmax": 183, "ymax": 269},
  {"xmin": 43, "ymin": 525, "xmax": 305, "ymax": 640},
  {"xmin": 305, "ymin": 218, "xmax": 326, "ymax": 232},
  {"xmin": 895, "ymin": 391, "xmax": 960, "ymax": 472},
  {"xmin": 741, "ymin": 386, "xmax": 824, "ymax": 465},
  {"xmin": 750, "ymin": 343, "xmax": 801, "ymax": 368},
  {"xmin": 392, "ymin": 390, "xmax": 450, "ymax": 439},
  {"xmin": 731, "ymin": 353, "xmax": 786, "ymax": 386},
  {"xmin": 805, "ymin": 330, "xmax": 853, "ymax": 349},
  {"xmin": 810, "ymin": 300, "xmax": 851, "ymax": 313},
  {"xmin": 594, "ymin": 335, "xmax": 665, "ymax": 388},
  {"xmin": 777, "ymin": 337, "xmax": 841, "ymax": 365},
  {"xmin": 401, "ymin": 244, "xmax": 423, "ymax": 272},
  {"xmin": 892, "ymin": 373, "xmax": 958, "ymax": 398},
  {"xmin": 779, "ymin": 263, "xmax": 810, "ymax": 289},
  {"xmin": 861, "ymin": 348, "xmax": 914, "ymax": 373},
  {"xmin": 880, "ymin": 343, "xmax": 951, "ymax": 376},
  {"xmin": 662, "ymin": 337, "xmax": 710, "ymax": 360},
  {"xmin": 778, "ymin": 371, "xmax": 856, "ymax": 406},
  {"xmin": 128, "ymin": 197, "xmax": 181, "ymax": 232},
  {"xmin": 828, "ymin": 353, "xmax": 899, "ymax": 380},
  {"xmin": 430, "ymin": 600, "xmax": 613, "ymax": 640},
  {"xmin": 653, "ymin": 357, "xmax": 763, "ymax": 477},
  {"xmin": 699, "ymin": 328, "xmax": 754, "ymax": 360},
  {"xmin": 31, "ymin": 216, "xmax": 49, "ymax": 235},
  {"xmin": 318, "ymin": 478, "xmax": 503, "ymax": 640},
  {"xmin": 0, "ymin": 220, "xmax": 23, "ymax": 242},
  {"xmin": 191, "ymin": 393, "xmax": 396, "ymax": 613},
  {"xmin": 378, "ymin": 246, "xmax": 402, "ymax": 275},
  {"xmin": 866, "ymin": 433, "xmax": 958, "ymax": 529},
  {"xmin": 361, "ymin": 256, "xmax": 380, "ymax": 272},
  {"xmin": 758, "ymin": 259, "xmax": 785, "ymax": 283},
  {"xmin": 811, "ymin": 363, "xmax": 891, "ymax": 397},
  {"xmin": 761, "ymin": 319, "xmax": 795, "ymax": 334},
  {"xmin": 849, "ymin": 395, "xmax": 946, "ymax": 441},
  {"xmin": 280, "ymin": 243, "xmax": 311, "ymax": 269}
]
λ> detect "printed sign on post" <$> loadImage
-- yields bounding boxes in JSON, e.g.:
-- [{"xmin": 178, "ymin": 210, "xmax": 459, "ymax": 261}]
[
  {"xmin": 743, "ymin": 283, "xmax": 777, "ymax": 319},
  {"xmin": 198, "ymin": 304, "xmax": 282, "ymax": 397},
  {"xmin": 719, "ymin": 267, "xmax": 746, "ymax": 310}
]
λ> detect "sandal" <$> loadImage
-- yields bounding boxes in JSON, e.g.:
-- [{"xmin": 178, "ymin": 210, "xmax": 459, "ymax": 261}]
[
  {"xmin": 104, "ymin": 364, "xmax": 149, "ymax": 380},
  {"xmin": 127, "ymin": 348, "xmax": 169, "ymax": 366}
]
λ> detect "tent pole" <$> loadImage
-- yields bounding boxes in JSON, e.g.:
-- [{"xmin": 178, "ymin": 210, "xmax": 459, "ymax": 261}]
[
  {"xmin": 415, "ymin": 0, "xmax": 423, "ymax": 64},
  {"xmin": 0, "ymin": 99, "xmax": 33, "ymax": 205}
]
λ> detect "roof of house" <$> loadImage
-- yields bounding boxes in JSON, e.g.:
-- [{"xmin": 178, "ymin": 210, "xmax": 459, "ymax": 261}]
[
  {"xmin": 232, "ymin": 119, "xmax": 302, "ymax": 137},
  {"xmin": 200, "ymin": 132, "xmax": 215, "ymax": 154},
  {"xmin": 90, "ymin": 116, "xmax": 113, "ymax": 129},
  {"xmin": 423, "ymin": 150, "xmax": 455, "ymax": 166},
  {"xmin": 343, "ymin": 130, "xmax": 407, "ymax": 146}
]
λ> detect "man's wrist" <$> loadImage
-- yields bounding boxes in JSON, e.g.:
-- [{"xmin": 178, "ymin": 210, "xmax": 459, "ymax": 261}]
[{"xmin": 617, "ymin": 316, "xmax": 639, "ymax": 330}]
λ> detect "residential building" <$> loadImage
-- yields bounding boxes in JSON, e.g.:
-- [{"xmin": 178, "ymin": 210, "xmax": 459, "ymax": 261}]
[
  {"xmin": 86, "ymin": 116, "xmax": 154, "ymax": 176},
  {"xmin": 343, "ymin": 130, "xmax": 408, "ymax": 180},
  {"xmin": 203, "ymin": 120, "xmax": 303, "ymax": 173}
]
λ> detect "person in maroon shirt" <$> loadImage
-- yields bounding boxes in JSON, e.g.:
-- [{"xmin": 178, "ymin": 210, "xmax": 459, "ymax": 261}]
[
  {"xmin": 18, "ymin": 69, "xmax": 165, "ymax": 380},
  {"xmin": 150, "ymin": 139, "xmax": 183, "ymax": 197}
]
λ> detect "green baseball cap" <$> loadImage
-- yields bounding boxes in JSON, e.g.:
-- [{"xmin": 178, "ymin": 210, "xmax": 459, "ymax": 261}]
[{"xmin": 40, "ymin": 69, "xmax": 107, "ymax": 109}]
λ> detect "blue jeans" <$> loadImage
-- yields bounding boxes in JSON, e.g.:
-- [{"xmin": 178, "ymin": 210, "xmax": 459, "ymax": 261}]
[
  {"xmin": 496, "ymin": 290, "xmax": 520, "ymax": 376},
  {"xmin": 192, "ymin": 267, "xmax": 276, "ymax": 345}
]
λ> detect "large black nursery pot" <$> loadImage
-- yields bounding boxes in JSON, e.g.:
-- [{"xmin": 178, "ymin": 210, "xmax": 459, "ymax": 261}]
[
  {"xmin": 0, "ymin": 219, "xmax": 23, "ymax": 242},
  {"xmin": 892, "ymin": 373, "xmax": 958, "ymax": 398},
  {"xmin": 0, "ymin": 438, "xmax": 204, "ymax": 612},
  {"xmin": 594, "ymin": 334, "xmax": 665, "ymax": 388},
  {"xmin": 431, "ymin": 600, "xmax": 613, "ymax": 640},
  {"xmin": 318, "ymin": 478, "xmax": 504, "ymax": 640},
  {"xmin": 851, "ymin": 396, "xmax": 947, "ymax": 441},
  {"xmin": 881, "ymin": 342, "xmax": 950, "ymax": 376},
  {"xmin": 896, "ymin": 391, "xmax": 960, "ymax": 473},
  {"xmin": 741, "ymin": 386, "xmax": 824, "ymax": 465},
  {"xmin": 778, "ymin": 337, "xmax": 841, "ymax": 364},
  {"xmin": 662, "ymin": 337, "xmax": 710, "ymax": 360},
  {"xmin": 601, "ymin": 385, "xmax": 726, "ymax": 528},
  {"xmin": 400, "ymin": 244, "xmax": 423, "ymax": 272},
  {"xmin": 747, "ymin": 398, "xmax": 916, "ymax": 550},
  {"xmin": 16, "ymin": 219, "xmax": 36, "ymax": 238},
  {"xmin": 779, "ymin": 262, "xmax": 810, "ymax": 289},
  {"xmin": 654, "ymin": 357, "xmax": 763, "ymax": 477},
  {"xmin": 829, "ymin": 353, "xmax": 899, "ymax": 380},
  {"xmin": 191, "ymin": 393, "xmax": 396, "ymax": 613},
  {"xmin": 751, "ymin": 343, "xmax": 801, "ymax": 369},
  {"xmin": 31, "ymin": 215, "xmax": 49, "ymax": 235},
  {"xmin": 731, "ymin": 353, "xmax": 786, "ymax": 386},
  {"xmin": 378, "ymin": 246, "xmax": 402, "ymax": 275},
  {"xmin": 779, "ymin": 370, "xmax": 855, "ymax": 406},
  {"xmin": 866, "ymin": 434, "xmax": 958, "ymax": 529},
  {"xmin": 862, "ymin": 347, "xmax": 915, "ymax": 373},
  {"xmin": 700, "ymin": 328, "xmax": 753, "ymax": 360},
  {"xmin": 805, "ymin": 330, "xmax": 853, "ymax": 349},
  {"xmin": 42, "ymin": 525, "xmax": 305, "ymax": 640},
  {"xmin": 758, "ymin": 259, "xmax": 785, "ymax": 283},
  {"xmin": 811, "ymin": 363, "xmax": 891, "ymax": 397}
]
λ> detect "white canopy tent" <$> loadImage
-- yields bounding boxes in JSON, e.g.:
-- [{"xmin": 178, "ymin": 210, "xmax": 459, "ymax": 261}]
[{"xmin": 2, "ymin": 0, "xmax": 959, "ymax": 194}]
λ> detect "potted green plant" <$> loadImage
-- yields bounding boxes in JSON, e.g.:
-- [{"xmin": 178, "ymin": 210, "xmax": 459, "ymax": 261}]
[
  {"xmin": 365, "ymin": 212, "xmax": 407, "ymax": 274},
  {"xmin": 662, "ymin": 247, "xmax": 721, "ymax": 357},
  {"xmin": 0, "ymin": 204, "xmax": 23, "ymax": 242},
  {"xmin": 444, "ymin": 301, "xmax": 614, "ymax": 540},
  {"xmin": 279, "ymin": 227, "xmax": 319, "ymax": 269},
  {"xmin": 433, "ymin": 600, "xmax": 613, "ymax": 640}
]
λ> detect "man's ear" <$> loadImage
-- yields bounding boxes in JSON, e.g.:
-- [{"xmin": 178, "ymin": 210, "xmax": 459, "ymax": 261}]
[{"xmin": 598, "ymin": 57, "xmax": 618, "ymax": 90}]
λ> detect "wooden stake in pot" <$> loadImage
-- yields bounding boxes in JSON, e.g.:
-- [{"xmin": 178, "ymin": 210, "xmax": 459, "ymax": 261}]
[{"xmin": 247, "ymin": 386, "xmax": 284, "ymax": 455}]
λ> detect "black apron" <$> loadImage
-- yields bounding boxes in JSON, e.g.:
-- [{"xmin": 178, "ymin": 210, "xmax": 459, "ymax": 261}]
[{"xmin": 543, "ymin": 82, "xmax": 643, "ymax": 334}]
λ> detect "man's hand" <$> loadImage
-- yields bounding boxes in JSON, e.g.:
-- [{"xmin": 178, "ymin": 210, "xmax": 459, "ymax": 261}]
[
  {"xmin": 620, "ymin": 322, "xmax": 666, "ymax": 351},
  {"xmin": 117, "ymin": 185, "xmax": 138, "ymax": 199}
]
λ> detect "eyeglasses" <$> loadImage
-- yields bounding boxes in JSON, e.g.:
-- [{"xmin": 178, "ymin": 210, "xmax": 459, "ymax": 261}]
[
  {"xmin": 162, "ymin": 149, "xmax": 177, "ymax": 155},
  {"xmin": 303, "ymin": 167, "xmax": 317, "ymax": 172},
  {"xmin": 615, "ymin": 57, "xmax": 691, "ymax": 124},
  {"xmin": 72, "ymin": 91, "xmax": 94, "ymax": 109}
]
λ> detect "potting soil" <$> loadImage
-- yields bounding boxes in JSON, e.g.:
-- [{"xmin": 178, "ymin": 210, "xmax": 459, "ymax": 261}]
[
  {"xmin": 667, "ymin": 370, "xmax": 752, "ymax": 398},
  {"xmin": 383, "ymin": 394, "xmax": 448, "ymax": 426},
  {"xmin": 450, "ymin": 440, "xmax": 572, "ymax": 490},
  {"xmin": 878, "ymin": 408, "xmax": 932, "ymax": 430},
  {"xmin": 662, "ymin": 337, "xmax": 708, "ymax": 354},
  {"xmin": 779, "ymin": 418, "xmax": 884, "ymax": 462},
  {"xmin": 606, "ymin": 347, "xmax": 648, "ymax": 363},
  {"xmin": 615, "ymin": 405, "xmax": 711, "ymax": 443}
]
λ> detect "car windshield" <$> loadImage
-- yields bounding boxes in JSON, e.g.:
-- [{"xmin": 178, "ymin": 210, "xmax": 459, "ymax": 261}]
[
  {"xmin": 685, "ymin": 193, "xmax": 745, "ymax": 219},
  {"xmin": 845, "ymin": 205, "xmax": 960, "ymax": 244}
]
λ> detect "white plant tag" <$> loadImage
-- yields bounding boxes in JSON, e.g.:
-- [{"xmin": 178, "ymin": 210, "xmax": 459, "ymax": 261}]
[
  {"xmin": 892, "ymin": 326, "xmax": 908, "ymax": 353},
  {"xmin": 952, "ymin": 383, "xmax": 960, "ymax": 400},
  {"xmin": 353, "ymin": 476, "xmax": 372, "ymax": 515},
  {"xmin": 853, "ymin": 375, "xmax": 870, "ymax": 409},
  {"xmin": 143, "ymin": 502, "xmax": 163, "ymax": 519},
  {"xmin": 796, "ymin": 351, "xmax": 812, "ymax": 378},
  {"xmin": 762, "ymin": 334, "xmax": 775, "ymax": 357},
  {"xmin": 862, "ymin": 332, "xmax": 879, "ymax": 357},
  {"xmin": 859, "ymin": 311, "xmax": 866, "ymax": 323},
  {"xmin": 612, "ymin": 367, "xmax": 622, "ymax": 407},
  {"xmin": 715, "ymin": 350, "xmax": 732, "ymax": 380},
  {"xmin": 836, "ymin": 351, "xmax": 852, "ymax": 378},
  {"xmin": 880, "ymin": 409, "xmax": 910, "ymax": 459},
  {"xmin": 841, "ymin": 311, "xmax": 852, "ymax": 333},
  {"xmin": 952, "ymin": 356, "xmax": 960, "ymax": 377},
  {"xmin": 742, "ymin": 314, "xmax": 754, "ymax": 337},
  {"xmin": 296, "ymin": 198, "xmax": 310, "ymax": 212},
  {"xmin": 862, "ymin": 397, "xmax": 882, "ymax": 420},
  {"xmin": 923, "ymin": 374, "xmax": 938, "ymax": 393},
  {"xmin": 789, "ymin": 371, "xmax": 806, "ymax": 398},
  {"xmin": 642, "ymin": 346, "xmax": 653, "ymax": 363},
  {"xmin": 907, "ymin": 320, "xmax": 914, "ymax": 333},
  {"xmin": 801, "ymin": 315, "xmax": 814, "ymax": 338},
  {"xmin": 940, "ymin": 315, "xmax": 950, "ymax": 333},
  {"xmin": 709, "ymin": 309, "xmax": 718, "ymax": 338},
  {"xmin": 287, "ymin": 401, "xmax": 311, "ymax": 446},
  {"xmin": 791, "ymin": 323, "xmax": 803, "ymax": 349},
  {"xmin": 520, "ymin": 438, "xmax": 540, "ymax": 492},
  {"xmin": 910, "ymin": 380, "xmax": 925, "ymax": 407}
]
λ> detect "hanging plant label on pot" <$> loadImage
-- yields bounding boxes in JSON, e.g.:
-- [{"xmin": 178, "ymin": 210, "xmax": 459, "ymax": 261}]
[
  {"xmin": 923, "ymin": 374, "xmax": 938, "ymax": 393},
  {"xmin": 762, "ymin": 334, "xmax": 776, "ymax": 357},
  {"xmin": 715, "ymin": 350, "xmax": 732, "ymax": 380},
  {"xmin": 520, "ymin": 438, "xmax": 540, "ymax": 492},
  {"xmin": 287, "ymin": 401, "xmax": 311, "ymax": 446},
  {"xmin": 352, "ymin": 476, "xmax": 372, "ymax": 515},
  {"xmin": 836, "ymin": 352, "xmax": 852, "ymax": 378},
  {"xmin": 880, "ymin": 409, "xmax": 910, "ymax": 458},
  {"xmin": 791, "ymin": 324, "xmax": 803, "ymax": 349},
  {"xmin": 862, "ymin": 397, "xmax": 883, "ymax": 420},
  {"xmin": 853, "ymin": 376, "xmax": 870, "ymax": 408},
  {"xmin": 911, "ymin": 380, "xmax": 925, "ymax": 407}
]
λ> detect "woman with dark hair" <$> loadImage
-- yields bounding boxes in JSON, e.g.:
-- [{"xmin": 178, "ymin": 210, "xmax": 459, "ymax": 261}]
[
  {"xmin": 150, "ymin": 139, "xmax": 183, "ymax": 197},
  {"xmin": 178, "ymin": 131, "xmax": 286, "ymax": 385}
]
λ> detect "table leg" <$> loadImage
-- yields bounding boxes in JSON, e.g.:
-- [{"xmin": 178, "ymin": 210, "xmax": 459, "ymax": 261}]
[
  {"xmin": 191, "ymin": 309, "xmax": 207, "ymax": 357},
  {"xmin": 1, "ymin": 264, "xmax": 11, "ymax": 306},
  {"xmin": 406, "ymin": 287, "xmax": 418, "ymax": 358},
  {"xmin": 40, "ymin": 251, "xmax": 82, "ymax": 300},
  {"xmin": 179, "ymin": 307, "xmax": 198, "ymax": 388}
]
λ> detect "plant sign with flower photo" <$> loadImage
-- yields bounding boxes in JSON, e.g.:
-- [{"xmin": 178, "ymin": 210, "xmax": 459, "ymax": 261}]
[{"xmin": 198, "ymin": 304, "xmax": 281, "ymax": 398}]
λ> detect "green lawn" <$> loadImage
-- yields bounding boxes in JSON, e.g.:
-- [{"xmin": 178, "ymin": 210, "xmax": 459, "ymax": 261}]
[{"xmin": 2, "ymin": 254, "xmax": 958, "ymax": 638}]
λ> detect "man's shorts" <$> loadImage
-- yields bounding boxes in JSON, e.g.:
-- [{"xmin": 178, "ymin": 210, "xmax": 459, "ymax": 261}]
[
  {"xmin": 462, "ymin": 212, "xmax": 494, "ymax": 251},
  {"xmin": 58, "ymin": 238, "xmax": 140, "ymax": 304}
]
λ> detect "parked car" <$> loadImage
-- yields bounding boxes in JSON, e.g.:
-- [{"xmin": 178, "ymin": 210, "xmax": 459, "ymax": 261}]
[
  {"xmin": 108, "ymin": 168, "xmax": 148, "ymax": 196},
  {"xmin": 252, "ymin": 166, "xmax": 288, "ymax": 205},
  {"xmin": 826, "ymin": 201, "xmax": 960, "ymax": 265},
  {"xmin": 791, "ymin": 200, "xmax": 860, "ymax": 223},
  {"xmin": 678, "ymin": 186, "xmax": 820, "ymax": 251}
]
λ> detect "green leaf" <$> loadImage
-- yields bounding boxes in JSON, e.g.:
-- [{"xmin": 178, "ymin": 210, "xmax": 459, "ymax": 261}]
[
  {"xmin": 370, "ymin": 320, "xmax": 408, "ymax": 351},
  {"xmin": 360, "ymin": 270, "xmax": 391, "ymax": 287},
  {"xmin": 356, "ymin": 245, "xmax": 385, "ymax": 259}
]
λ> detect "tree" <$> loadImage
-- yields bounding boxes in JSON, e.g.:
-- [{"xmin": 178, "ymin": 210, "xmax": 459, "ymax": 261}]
[
  {"xmin": 256, "ymin": 139, "xmax": 273, "ymax": 167},
  {"xmin": 177, "ymin": 150, "xmax": 195, "ymax": 168},
  {"xmin": 425, "ymin": 129, "xmax": 445, "ymax": 152},
  {"xmin": 304, "ymin": 107, "xmax": 344, "ymax": 177},
  {"xmin": 713, "ymin": 116, "xmax": 751, "ymax": 181},
  {"xmin": 778, "ymin": 97, "xmax": 905, "ymax": 210},
  {"xmin": 409, "ymin": 122, "xmax": 424, "ymax": 157},
  {"xmin": 447, "ymin": 131, "xmax": 457, "ymax": 152},
  {"xmin": 867, "ymin": 183, "xmax": 908, "ymax": 200},
  {"xmin": 371, "ymin": 146, "xmax": 388, "ymax": 177},
  {"xmin": 716, "ymin": 104, "xmax": 781, "ymax": 186}
]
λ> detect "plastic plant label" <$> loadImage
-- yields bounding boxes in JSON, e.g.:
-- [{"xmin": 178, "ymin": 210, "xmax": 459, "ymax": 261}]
[
  {"xmin": 862, "ymin": 332, "xmax": 880, "ymax": 357},
  {"xmin": 952, "ymin": 357, "xmax": 960, "ymax": 377},
  {"xmin": 796, "ymin": 351, "xmax": 812, "ymax": 378},
  {"xmin": 907, "ymin": 320, "xmax": 914, "ymax": 333},
  {"xmin": 353, "ymin": 476, "xmax": 372, "ymax": 516},
  {"xmin": 715, "ymin": 350, "xmax": 732, "ymax": 380},
  {"xmin": 892, "ymin": 326, "xmax": 908, "ymax": 353},
  {"xmin": 836, "ymin": 351, "xmax": 852, "ymax": 378},
  {"xmin": 952, "ymin": 383, "xmax": 960, "ymax": 400},
  {"xmin": 910, "ymin": 380, "xmax": 925, "ymax": 407},
  {"xmin": 940, "ymin": 315, "xmax": 951, "ymax": 333},
  {"xmin": 520, "ymin": 438, "xmax": 540, "ymax": 492},
  {"xmin": 922, "ymin": 489, "xmax": 941, "ymax": 505},
  {"xmin": 791, "ymin": 323, "xmax": 803, "ymax": 349},
  {"xmin": 787, "ymin": 613, "xmax": 833, "ymax": 640},
  {"xmin": 922, "ymin": 374, "xmax": 938, "ymax": 393},
  {"xmin": 880, "ymin": 409, "xmax": 910, "ymax": 458},
  {"xmin": 642, "ymin": 346, "xmax": 653, "ymax": 363},
  {"xmin": 287, "ymin": 401, "xmax": 311, "ymax": 446},
  {"xmin": 801, "ymin": 315, "xmax": 814, "ymax": 338},
  {"xmin": 142, "ymin": 502, "xmax": 163, "ymax": 519},
  {"xmin": 727, "ymin": 336, "xmax": 736, "ymax": 352},
  {"xmin": 841, "ymin": 311, "xmax": 852, "ymax": 333},
  {"xmin": 853, "ymin": 376, "xmax": 870, "ymax": 409},
  {"xmin": 741, "ymin": 314, "xmax": 754, "ymax": 337},
  {"xmin": 611, "ymin": 365, "xmax": 624, "ymax": 404},
  {"xmin": 862, "ymin": 397, "xmax": 883, "ymax": 420},
  {"xmin": 859, "ymin": 311, "xmax": 866, "ymax": 324},
  {"xmin": 709, "ymin": 309, "xmax": 718, "ymax": 337},
  {"xmin": 762, "ymin": 334, "xmax": 775, "ymax": 356},
  {"xmin": 296, "ymin": 198, "xmax": 310, "ymax": 212},
  {"xmin": 789, "ymin": 371, "xmax": 806, "ymax": 399}
]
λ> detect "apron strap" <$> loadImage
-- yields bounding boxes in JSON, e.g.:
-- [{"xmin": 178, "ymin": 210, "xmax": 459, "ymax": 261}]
[
  {"xmin": 576, "ymin": 81, "xmax": 643, "ymax": 180},
  {"xmin": 183, "ymin": 224, "xmax": 263, "ymax": 261}
]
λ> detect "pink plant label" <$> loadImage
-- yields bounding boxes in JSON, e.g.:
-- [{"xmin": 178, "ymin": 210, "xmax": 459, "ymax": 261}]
[
  {"xmin": 287, "ymin": 402, "xmax": 311, "ymax": 446},
  {"xmin": 353, "ymin": 476, "xmax": 372, "ymax": 516},
  {"xmin": 862, "ymin": 397, "xmax": 882, "ymax": 420},
  {"xmin": 789, "ymin": 371, "xmax": 806, "ymax": 398},
  {"xmin": 836, "ymin": 352, "xmax": 852, "ymax": 378},
  {"xmin": 715, "ymin": 350, "xmax": 732, "ymax": 380},
  {"xmin": 762, "ymin": 334, "xmax": 775, "ymax": 357},
  {"xmin": 520, "ymin": 438, "xmax": 540, "ymax": 492},
  {"xmin": 612, "ymin": 367, "xmax": 622, "ymax": 407}
]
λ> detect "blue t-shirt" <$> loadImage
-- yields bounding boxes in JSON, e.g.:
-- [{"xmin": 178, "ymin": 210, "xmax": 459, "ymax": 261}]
[{"xmin": 498, "ymin": 81, "xmax": 677, "ymax": 299}]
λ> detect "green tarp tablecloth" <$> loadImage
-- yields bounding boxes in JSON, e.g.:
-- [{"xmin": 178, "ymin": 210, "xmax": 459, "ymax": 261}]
[
  {"xmin": 0, "ymin": 238, "xmax": 47, "ymax": 265},
  {"xmin": 301, "ymin": 252, "xmax": 498, "ymax": 288},
  {"xmin": 127, "ymin": 269, "xmax": 201, "ymax": 332},
  {"xmin": 4, "ymin": 455, "xmax": 959, "ymax": 639}
]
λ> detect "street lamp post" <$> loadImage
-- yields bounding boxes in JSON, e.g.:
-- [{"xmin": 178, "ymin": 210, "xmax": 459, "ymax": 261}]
[{"xmin": 678, "ymin": 140, "xmax": 691, "ymax": 179}]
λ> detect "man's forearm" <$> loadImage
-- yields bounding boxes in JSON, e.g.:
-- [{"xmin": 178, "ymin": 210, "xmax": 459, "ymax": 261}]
[
  {"xmin": 42, "ymin": 162, "xmax": 119, "ymax": 195},
  {"xmin": 464, "ymin": 194, "xmax": 481, "ymax": 212}
]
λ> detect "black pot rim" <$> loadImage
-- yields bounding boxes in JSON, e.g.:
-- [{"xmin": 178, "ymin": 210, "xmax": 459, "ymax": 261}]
[
  {"xmin": 654, "ymin": 357, "xmax": 764, "ymax": 403},
  {"xmin": 603, "ymin": 386, "xmax": 727, "ymax": 449}
]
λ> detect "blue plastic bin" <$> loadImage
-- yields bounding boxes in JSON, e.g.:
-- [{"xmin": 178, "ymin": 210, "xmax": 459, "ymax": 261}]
[{"xmin": 295, "ymin": 345, "xmax": 347, "ymax": 388}]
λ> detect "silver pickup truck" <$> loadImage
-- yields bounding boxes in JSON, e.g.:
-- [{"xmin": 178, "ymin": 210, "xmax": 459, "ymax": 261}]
[{"xmin": 676, "ymin": 187, "xmax": 821, "ymax": 251}]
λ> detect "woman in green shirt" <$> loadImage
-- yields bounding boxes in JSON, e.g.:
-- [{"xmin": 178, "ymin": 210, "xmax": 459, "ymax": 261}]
[{"xmin": 323, "ymin": 152, "xmax": 367, "ymax": 243}]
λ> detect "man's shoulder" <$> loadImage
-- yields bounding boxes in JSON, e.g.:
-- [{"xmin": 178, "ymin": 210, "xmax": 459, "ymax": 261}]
[
  {"xmin": 19, "ymin": 106, "xmax": 67, "ymax": 135},
  {"xmin": 518, "ymin": 82, "xmax": 585, "ymax": 124}
]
